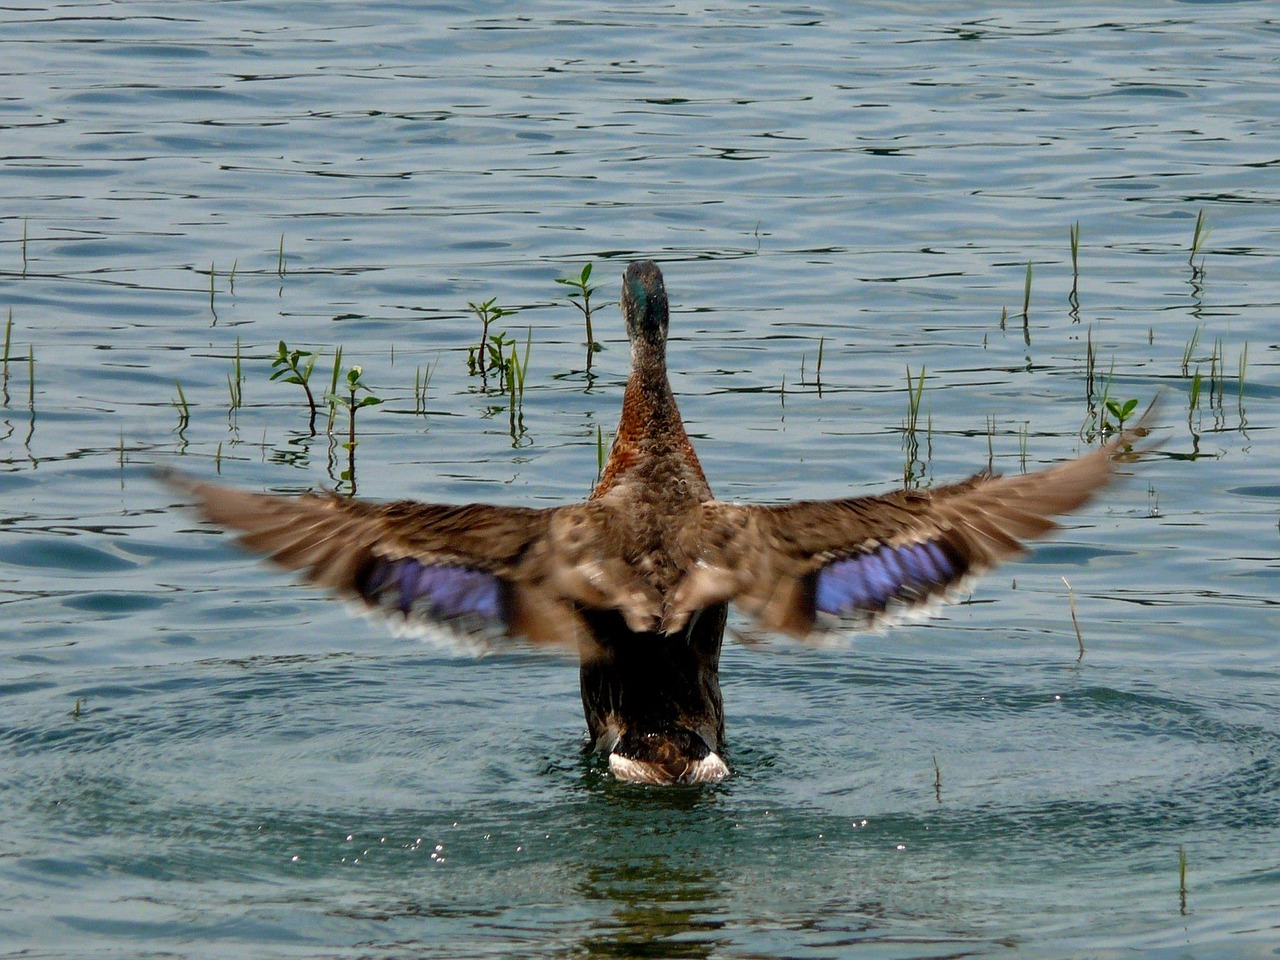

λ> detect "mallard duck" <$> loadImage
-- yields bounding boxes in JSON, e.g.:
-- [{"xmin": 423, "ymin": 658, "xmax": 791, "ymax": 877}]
[{"xmin": 163, "ymin": 261, "xmax": 1151, "ymax": 786}]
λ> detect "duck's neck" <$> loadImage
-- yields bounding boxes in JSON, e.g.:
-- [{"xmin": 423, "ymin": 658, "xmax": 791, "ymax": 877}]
[{"xmin": 592, "ymin": 340, "xmax": 710, "ymax": 500}]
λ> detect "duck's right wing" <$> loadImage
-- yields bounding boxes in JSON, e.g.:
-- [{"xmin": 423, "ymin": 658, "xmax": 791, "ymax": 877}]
[
  {"xmin": 666, "ymin": 421, "xmax": 1154, "ymax": 640},
  {"xmin": 160, "ymin": 470, "xmax": 661, "ymax": 654}
]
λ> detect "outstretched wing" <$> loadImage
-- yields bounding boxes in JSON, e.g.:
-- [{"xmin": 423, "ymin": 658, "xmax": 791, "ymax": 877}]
[
  {"xmin": 667, "ymin": 423, "xmax": 1153, "ymax": 639},
  {"xmin": 160, "ymin": 470, "xmax": 662, "ymax": 654}
]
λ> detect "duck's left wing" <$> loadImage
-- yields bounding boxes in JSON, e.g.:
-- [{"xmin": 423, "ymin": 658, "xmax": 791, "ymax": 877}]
[
  {"xmin": 667, "ymin": 426, "xmax": 1150, "ymax": 639},
  {"xmin": 161, "ymin": 471, "xmax": 660, "ymax": 653}
]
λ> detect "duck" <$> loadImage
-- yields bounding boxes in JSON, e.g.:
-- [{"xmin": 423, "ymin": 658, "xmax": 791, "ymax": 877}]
[{"xmin": 163, "ymin": 260, "xmax": 1152, "ymax": 786}]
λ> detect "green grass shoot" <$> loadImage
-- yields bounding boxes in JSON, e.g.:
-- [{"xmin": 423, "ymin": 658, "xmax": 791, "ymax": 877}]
[
  {"xmin": 173, "ymin": 379, "xmax": 190, "ymax": 434},
  {"xmin": 1179, "ymin": 845, "xmax": 1188, "ymax": 913},
  {"xmin": 1022, "ymin": 261, "xmax": 1033, "ymax": 319},
  {"xmin": 229, "ymin": 258, "xmax": 238, "ymax": 295},
  {"xmin": 1063, "ymin": 576, "xmax": 1084, "ymax": 660},
  {"xmin": 277, "ymin": 234, "xmax": 286, "ymax": 278},
  {"xmin": 1188, "ymin": 368, "xmax": 1202, "ymax": 412},
  {"xmin": 1238, "ymin": 342, "xmax": 1248, "ymax": 424},
  {"xmin": 414, "ymin": 357, "xmax": 438, "ymax": 416},
  {"xmin": 1180, "ymin": 326, "xmax": 1202, "ymax": 377},
  {"xmin": 905, "ymin": 364, "xmax": 925, "ymax": 436},
  {"xmin": 326, "ymin": 345, "xmax": 343, "ymax": 434},
  {"xmin": 595, "ymin": 424, "xmax": 606, "ymax": 488},
  {"xmin": 209, "ymin": 261, "xmax": 216, "ymax": 319},
  {"xmin": 1189, "ymin": 209, "xmax": 1210, "ymax": 273},
  {"xmin": 1069, "ymin": 221, "xmax": 1080, "ymax": 301},
  {"xmin": 2, "ymin": 307, "xmax": 12, "ymax": 404},
  {"xmin": 226, "ymin": 337, "xmax": 244, "ymax": 417},
  {"xmin": 816, "ymin": 335, "xmax": 825, "ymax": 385}
]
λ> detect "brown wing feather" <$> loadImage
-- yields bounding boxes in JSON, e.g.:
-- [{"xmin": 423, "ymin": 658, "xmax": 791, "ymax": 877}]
[
  {"xmin": 669, "ymin": 416, "xmax": 1155, "ymax": 639},
  {"xmin": 159, "ymin": 470, "xmax": 659, "ymax": 653}
]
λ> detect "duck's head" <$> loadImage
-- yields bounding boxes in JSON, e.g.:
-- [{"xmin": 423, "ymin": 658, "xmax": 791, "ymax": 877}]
[{"xmin": 621, "ymin": 260, "xmax": 670, "ymax": 351}]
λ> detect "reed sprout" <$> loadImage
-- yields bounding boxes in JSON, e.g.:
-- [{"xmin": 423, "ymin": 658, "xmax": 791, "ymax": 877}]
[
  {"xmin": 1021, "ymin": 261, "xmax": 1033, "ymax": 319},
  {"xmin": 277, "ymin": 234, "xmax": 286, "ymax": 278},
  {"xmin": 21, "ymin": 218, "xmax": 28, "ymax": 277}
]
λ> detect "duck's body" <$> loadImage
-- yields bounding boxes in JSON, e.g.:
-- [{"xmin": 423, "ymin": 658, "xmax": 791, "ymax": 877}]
[{"xmin": 164, "ymin": 261, "xmax": 1150, "ymax": 785}]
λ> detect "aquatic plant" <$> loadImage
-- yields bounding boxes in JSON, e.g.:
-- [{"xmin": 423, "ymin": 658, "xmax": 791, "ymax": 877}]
[
  {"xmin": 2, "ymin": 307, "xmax": 12, "ymax": 405},
  {"xmin": 208, "ymin": 261, "xmax": 216, "ymax": 321},
  {"xmin": 1180, "ymin": 326, "xmax": 1202, "ymax": 377},
  {"xmin": 506, "ymin": 329, "xmax": 532, "ymax": 443},
  {"xmin": 902, "ymin": 364, "xmax": 926, "ymax": 487},
  {"xmin": 328, "ymin": 364, "xmax": 382, "ymax": 491},
  {"xmin": 20, "ymin": 218, "xmax": 28, "ymax": 277},
  {"xmin": 270, "ymin": 340, "xmax": 321, "ymax": 433},
  {"xmin": 595, "ymin": 424, "xmax": 607, "ymax": 488},
  {"xmin": 413, "ymin": 358, "xmax": 438, "ymax": 417},
  {"xmin": 325, "ymin": 346, "xmax": 343, "ymax": 434},
  {"xmin": 277, "ymin": 233, "xmax": 286, "ymax": 278},
  {"xmin": 1062, "ymin": 575, "xmax": 1084, "ymax": 661},
  {"xmin": 173, "ymin": 379, "xmax": 190, "ymax": 435},
  {"xmin": 556, "ymin": 262, "xmax": 604, "ymax": 373},
  {"xmin": 1022, "ymin": 261, "xmax": 1033, "ymax": 320},
  {"xmin": 1068, "ymin": 221, "xmax": 1080, "ymax": 306},
  {"xmin": 226, "ymin": 337, "xmax": 244, "ymax": 422},
  {"xmin": 1104, "ymin": 397, "xmax": 1139, "ymax": 433},
  {"xmin": 467, "ymin": 297, "xmax": 517, "ymax": 387},
  {"xmin": 1189, "ymin": 209, "xmax": 1210, "ymax": 277},
  {"xmin": 1237, "ymin": 342, "xmax": 1248, "ymax": 426},
  {"xmin": 1179, "ymin": 845, "xmax": 1188, "ymax": 914}
]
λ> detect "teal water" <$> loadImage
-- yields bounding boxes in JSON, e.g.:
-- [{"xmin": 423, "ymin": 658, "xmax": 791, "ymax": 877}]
[{"xmin": 3, "ymin": 2, "xmax": 1278, "ymax": 957}]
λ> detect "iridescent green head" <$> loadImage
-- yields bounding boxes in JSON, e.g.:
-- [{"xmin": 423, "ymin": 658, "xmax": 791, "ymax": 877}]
[{"xmin": 621, "ymin": 261, "xmax": 670, "ymax": 348}]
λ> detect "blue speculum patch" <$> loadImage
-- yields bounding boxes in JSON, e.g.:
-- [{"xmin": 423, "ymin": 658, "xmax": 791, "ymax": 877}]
[
  {"xmin": 361, "ymin": 557, "xmax": 502, "ymax": 621},
  {"xmin": 815, "ymin": 540, "xmax": 959, "ymax": 615}
]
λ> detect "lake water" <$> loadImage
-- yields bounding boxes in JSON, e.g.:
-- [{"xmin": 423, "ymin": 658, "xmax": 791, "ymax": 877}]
[{"xmin": 2, "ymin": 2, "xmax": 1278, "ymax": 957}]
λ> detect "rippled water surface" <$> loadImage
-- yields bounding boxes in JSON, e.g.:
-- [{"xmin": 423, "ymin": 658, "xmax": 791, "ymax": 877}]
[{"xmin": 3, "ymin": 2, "xmax": 1279, "ymax": 957}]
